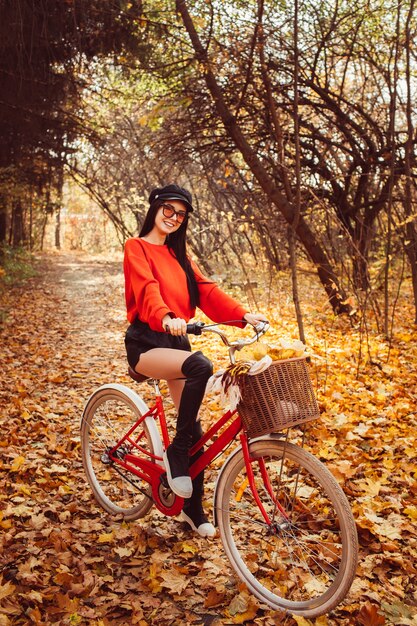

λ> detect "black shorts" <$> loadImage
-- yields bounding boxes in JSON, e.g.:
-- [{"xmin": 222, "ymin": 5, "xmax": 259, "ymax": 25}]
[{"xmin": 124, "ymin": 319, "xmax": 191, "ymax": 370}]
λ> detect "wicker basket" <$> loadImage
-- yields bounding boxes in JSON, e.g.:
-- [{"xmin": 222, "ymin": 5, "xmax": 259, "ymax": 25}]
[{"xmin": 237, "ymin": 357, "xmax": 320, "ymax": 438}]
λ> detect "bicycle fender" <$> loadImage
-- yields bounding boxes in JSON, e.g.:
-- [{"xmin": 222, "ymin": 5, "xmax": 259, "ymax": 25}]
[
  {"xmin": 81, "ymin": 383, "xmax": 165, "ymax": 467},
  {"xmin": 212, "ymin": 433, "xmax": 283, "ymax": 526}
]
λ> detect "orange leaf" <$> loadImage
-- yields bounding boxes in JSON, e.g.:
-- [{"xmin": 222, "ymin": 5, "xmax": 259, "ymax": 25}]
[
  {"xmin": 204, "ymin": 588, "xmax": 226, "ymax": 608},
  {"xmin": 357, "ymin": 602, "xmax": 386, "ymax": 625},
  {"xmin": 0, "ymin": 579, "xmax": 15, "ymax": 601}
]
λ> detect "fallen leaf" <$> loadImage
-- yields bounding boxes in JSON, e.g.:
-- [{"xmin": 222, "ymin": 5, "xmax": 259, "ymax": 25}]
[
  {"xmin": 357, "ymin": 602, "xmax": 386, "ymax": 625},
  {"xmin": 10, "ymin": 456, "xmax": 25, "ymax": 472},
  {"xmin": 114, "ymin": 546, "xmax": 134, "ymax": 558},
  {"xmin": 403, "ymin": 505, "xmax": 417, "ymax": 521},
  {"xmin": 226, "ymin": 591, "xmax": 258, "ymax": 623},
  {"xmin": 204, "ymin": 588, "xmax": 226, "ymax": 608},
  {"xmin": 160, "ymin": 568, "xmax": 189, "ymax": 594},
  {"xmin": 293, "ymin": 617, "xmax": 313, "ymax": 626},
  {"xmin": 97, "ymin": 532, "xmax": 114, "ymax": 544},
  {"xmin": 0, "ymin": 580, "xmax": 15, "ymax": 601}
]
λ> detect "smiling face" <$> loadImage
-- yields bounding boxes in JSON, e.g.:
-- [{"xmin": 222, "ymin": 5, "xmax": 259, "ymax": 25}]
[{"xmin": 154, "ymin": 200, "xmax": 188, "ymax": 237}]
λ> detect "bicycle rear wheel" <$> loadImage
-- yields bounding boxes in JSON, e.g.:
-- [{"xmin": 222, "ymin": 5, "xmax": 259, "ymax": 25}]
[
  {"xmin": 81, "ymin": 386, "xmax": 154, "ymax": 521},
  {"xmin": 215, "ymin": 438, "xmax": 358, "ymax": 617}
]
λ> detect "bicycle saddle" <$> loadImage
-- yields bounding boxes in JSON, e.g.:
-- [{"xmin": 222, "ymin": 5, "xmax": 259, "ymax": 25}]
[{"xmin": 128, "ymin": 366, "xmax": 149, "ymax": 383}]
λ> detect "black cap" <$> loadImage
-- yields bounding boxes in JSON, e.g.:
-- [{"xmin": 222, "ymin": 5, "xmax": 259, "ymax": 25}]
[{"xmin": 149, "ymin": 184, "xmax": 193, "ymax": 212}]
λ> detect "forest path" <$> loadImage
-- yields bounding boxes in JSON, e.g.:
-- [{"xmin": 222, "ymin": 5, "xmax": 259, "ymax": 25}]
[
  {"xmin": 35, "ymin": 250, "xmax": 126, "ymax": 349},
  {"xmin": 0, "ymin": 251, "xmax": 242, "ymax": 626}
]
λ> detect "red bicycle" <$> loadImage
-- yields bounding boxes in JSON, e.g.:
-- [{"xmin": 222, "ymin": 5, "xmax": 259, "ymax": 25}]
[{"xmin": 81, "ymin": 321, "xmax": 358, "ymax": 617}]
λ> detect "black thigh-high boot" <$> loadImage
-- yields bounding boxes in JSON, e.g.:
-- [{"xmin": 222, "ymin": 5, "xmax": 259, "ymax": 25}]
[
  {"xmin": 163, "ymin": 351, "xmax": 213, "ymax": 498},
  {"xmin": 181, "ymin": 421, "xmax": 216, "ymax": 537}
]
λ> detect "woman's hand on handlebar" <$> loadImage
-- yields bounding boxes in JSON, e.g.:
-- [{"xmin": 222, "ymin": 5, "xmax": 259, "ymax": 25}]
[
  {"xmin": 163, "ymin": 315, "xmax": 188, "ymax": 336},
  {"xmin": 243, "ymin": 312, "xmax": 269, "ymax": 327},
  {"xmin": 163, "ymin": 313, "xmax": 269, "ymax": 338}
]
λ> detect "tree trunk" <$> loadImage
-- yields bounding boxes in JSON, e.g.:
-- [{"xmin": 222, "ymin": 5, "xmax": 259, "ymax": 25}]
[
  {"xmin": 352, "ymin": 254, "xmax": 370, "ymax": 292},
  {"xmin": 383, "ymin": 1, "xmax": 402, "ymax": 337},
  {"xmin": 405, "ymin": 222, "xmax": 417, "ymax": 324},
  {"xmin": 40, "ymin": 213, "xmax": 48, "ymax": 251},
  {"xmin": 0, "ymin": 197, "xmax": 6, "ymax": 244},
  {"xmin": 11, "ymin": 201, "xmax": 25, "ymax": 247},
  {"xmin": 351, "ymin": 223, "xmax": 372, "ymax": 291},
  {"xmin": 403, "ymin": 0, "xmax": 417, "ymax": 323},
  {"xmin": 289, "ymin": 0, "xmax": 305, "ymax": 343},
  {"xmin": 175, "ymin": 0, "xmax": 350, "ymax": 314},
  {"xmin": 55, "ymin": 207, "xmax": 61, "ymax": 249}
]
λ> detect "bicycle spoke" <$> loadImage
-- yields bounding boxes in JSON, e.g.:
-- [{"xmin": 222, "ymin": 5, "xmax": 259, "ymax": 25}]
[
  {"xmin": 279, "ymin": 525, "xmax": 341, "ymax": 578},
  {"xmin": 265, "ymin": 484, "xmax": 344, "ymax": 571}
]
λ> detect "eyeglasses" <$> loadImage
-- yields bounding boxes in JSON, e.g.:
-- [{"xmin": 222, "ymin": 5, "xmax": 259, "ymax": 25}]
[{"xmin": 161, "ymin": 203, "xmax": 188, "ymax": 224}]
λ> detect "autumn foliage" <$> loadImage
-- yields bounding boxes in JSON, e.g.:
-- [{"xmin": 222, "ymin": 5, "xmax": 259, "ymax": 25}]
[{"xmin": 0, "ymin": 252, "xmax": 416, "ymax": 625}]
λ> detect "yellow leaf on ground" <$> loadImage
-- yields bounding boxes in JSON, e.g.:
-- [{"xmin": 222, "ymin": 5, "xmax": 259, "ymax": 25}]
[
  {"xmin": 10, "ymin": 456, "xmax": 25, "ymax": 472},
  {"xmin": 179, "ymin": 542, "xmax": 198, "ymax": 554},
  {"xmin": 17, "ymin": 484, "xmax": 31, "ymax": 496},
  {"xmin": 97, "ymin": 532, "xmax": 114, "ymax": 544},
  {"xmin": 355, "ymin": 477, "xmax": 383, "ymax": 496},
  {"xmin": 318, "ymin": 437, "xmax": 337, "ymax": 459},
  {"xmin": 293, "ymin": 617, "xmax": 313, "ymax": 626},
  {"xmin": 382, "ymin": 458, "xmax": 395, "ymax": 470},
  {"xmin": 403, "ymin": 506, "xmax": 417, "ymax": 520},
  {"xmin": 145, "ymin": 563, "xmax": 162, "ymax": 593}
]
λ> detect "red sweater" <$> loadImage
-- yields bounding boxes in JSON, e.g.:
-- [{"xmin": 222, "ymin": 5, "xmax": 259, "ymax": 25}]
[{"xmin": 124, "ymin": 238, "xmax": 247, "ymax": 331}]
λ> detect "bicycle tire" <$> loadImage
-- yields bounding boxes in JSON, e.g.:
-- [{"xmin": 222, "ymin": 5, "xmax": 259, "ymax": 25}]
[
  {"xmin": 215, "ymin": 438, "xmax": 358, "ymax": 617},
  {"xmin": 81, "ymin": 386, "xmax": 155, "ymax": 521}
]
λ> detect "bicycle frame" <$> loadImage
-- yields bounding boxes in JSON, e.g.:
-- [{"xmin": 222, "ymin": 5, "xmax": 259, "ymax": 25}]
[
  {"xmin": 106, "ymin": 378, "xmax": 288, "ymax": 524},
  {"xmin": 82, "ymin": 318, "xmax": 359, "ymax": 617}
]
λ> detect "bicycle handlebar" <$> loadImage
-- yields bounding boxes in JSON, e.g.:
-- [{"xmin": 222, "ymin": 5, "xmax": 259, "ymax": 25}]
[
  {"xmin": 185, "ymin": 322, "xmax": 206, "ymax": 336},
  {"xmin": 186, "ymin": 320, "xmax": 270, "ymax": 355}
]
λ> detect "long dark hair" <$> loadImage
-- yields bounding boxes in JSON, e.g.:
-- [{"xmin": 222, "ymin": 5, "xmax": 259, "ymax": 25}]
[{"xmin": 139, "ymin": 200, "xmax": 200, "ymax": 308}]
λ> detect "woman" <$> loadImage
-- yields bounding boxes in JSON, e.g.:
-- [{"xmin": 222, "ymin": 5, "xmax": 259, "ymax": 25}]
[{"xmin": 124, "ymin": 184, "xmax": 267, "ymax": 538}]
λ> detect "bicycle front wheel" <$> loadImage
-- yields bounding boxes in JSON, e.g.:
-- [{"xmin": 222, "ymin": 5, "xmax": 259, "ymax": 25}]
[
  {"xmin": 215, "ymin": 438, "xmax": 358, "ymax": 617},
  {"xmin": 81, "ymin": 386, "xmax": 154, "ymax": 521}
]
